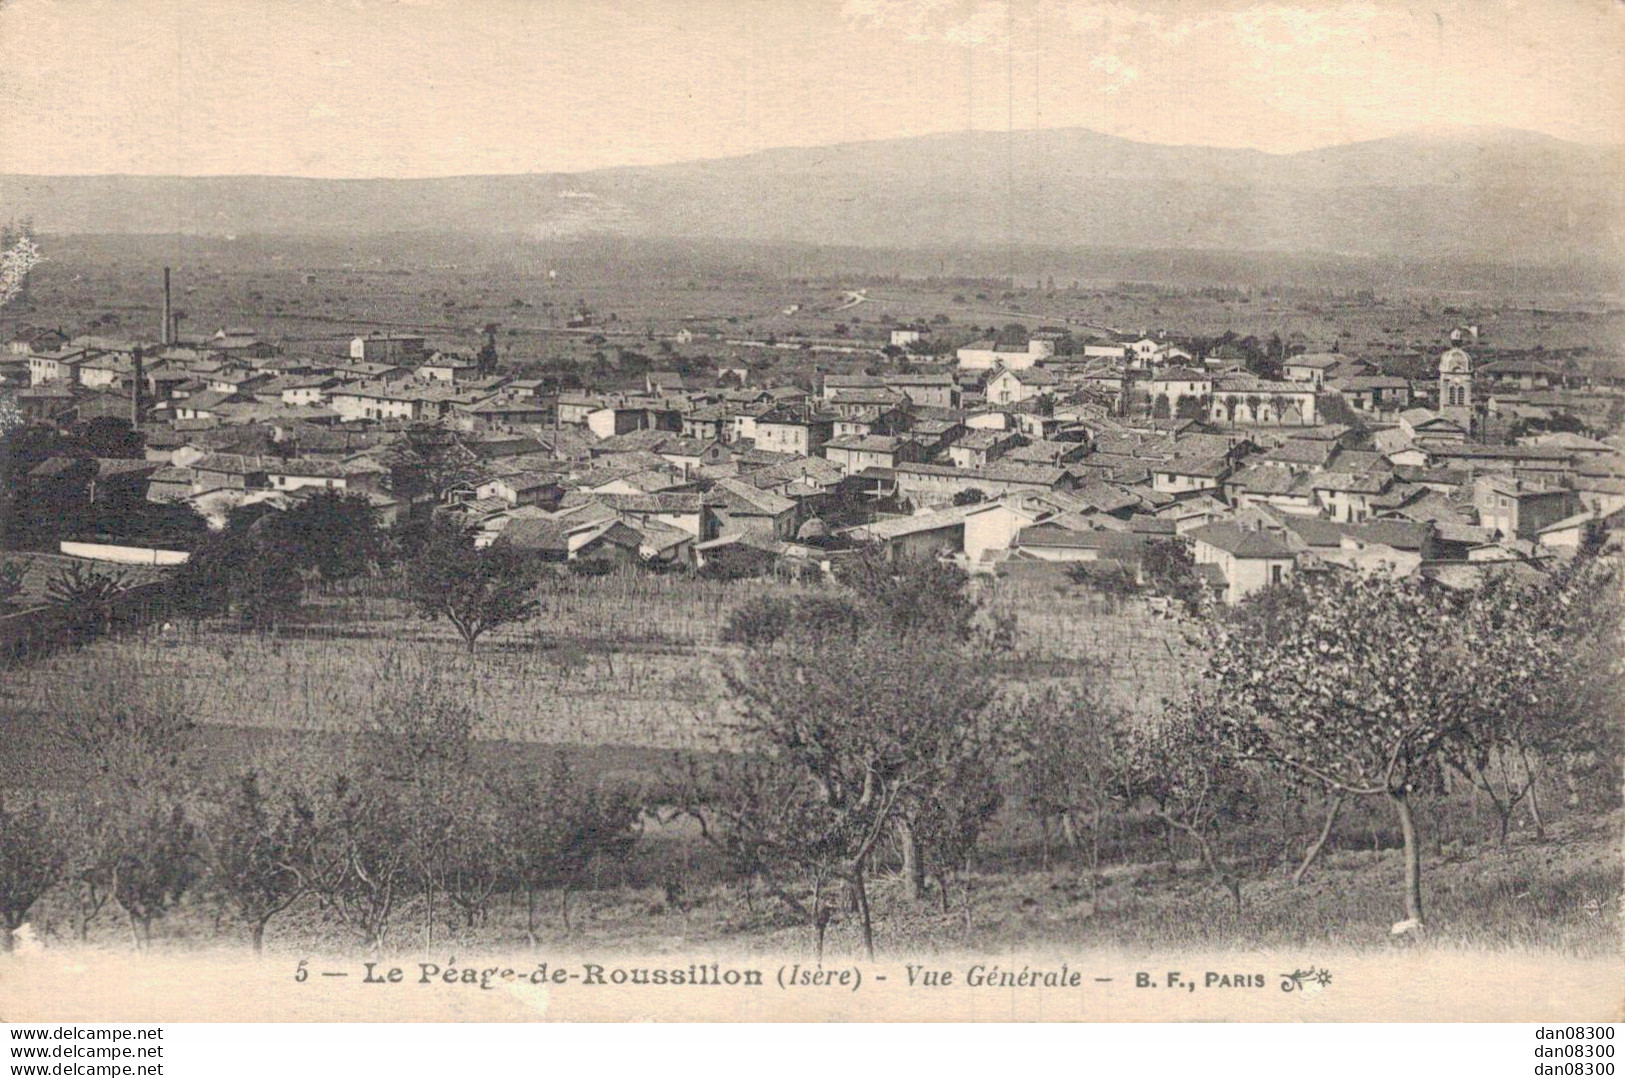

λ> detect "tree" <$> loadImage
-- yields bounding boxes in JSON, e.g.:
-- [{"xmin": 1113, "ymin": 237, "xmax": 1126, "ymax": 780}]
[
  {"xmin": 266, "ymin": 491, "xmax": 387, "ymax": 587},
  {"xmin": 1318, "ymin": 391, "xmax": 1360, "ymax": 428},
  {"xmin": 1444, "ymin": 557, "xmax": 1624, "ymax": 840},
  {"xmin": 207, "ymin": 770, "xmax": 318, "ymax": 953},
  {"xmin": 170, "ymin": 524, "xmax": 304, "ymax": 629},
  {"xmin": 44, "ymin": 561, "xmax": 128, "ymax": 645},
  {"xmin": 1122, "ymin": 700, "xmax": 1256, "ymax": 910},
  {"xmin": 951, "ymin": 487, "xmax": 987, "ymax": 507},
  {"xmin": 833, "ymin": 550, "xmax": 981, "ymax": 643},
  {"xmin": 0, "ymin": 227, "xmax": 41, "ymax": 307},
  {"xmin": 406, "ymin": 521, "xmax": 540, "ymax": 652},
  {"xmin": 1204, "ymin": 574, "xmax": 1473, "ymax": 926},
  {"xmin": 110, "ymin": 798, "xmax": 202, "ymax": 949},
  {"xmin": 75, "ymin": 416, "xmax": 144, "ymax": 459},
  {"xmin": 306, "ymin": 774, "xmax": 413, "ymax": 952},
  {"xmin": 720, "ymin": 628, "xmax": 998, "ymax": 954},
  {"xmin": 498, "ymin": 756, "xmax": 641, "ymax": 947},
  {"xmin": 478, "ymin": 324, "xmax": 500, "ymax": 374},
  {"xmin": 1009, "ymin": 675, "xmax": 1127, "ymax": 888},
  {"xmin": 1142, "ymin": 539, "xmax": 1203, "ymax": 612},
  {"xmin": 0, "ymin": 799, "xmax": 64, "ymax": 951}
]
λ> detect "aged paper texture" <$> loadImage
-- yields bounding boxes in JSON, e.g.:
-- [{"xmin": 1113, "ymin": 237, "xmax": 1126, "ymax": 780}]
[{"xmin": 0, "ymin": 0, "xmax": 1621, "ymax": 1023}]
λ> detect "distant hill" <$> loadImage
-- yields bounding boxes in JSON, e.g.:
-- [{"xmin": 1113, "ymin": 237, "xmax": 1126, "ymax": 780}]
[{"xmin": 3, "ymin": 127, "xmax": 1620, "ymax": 265}]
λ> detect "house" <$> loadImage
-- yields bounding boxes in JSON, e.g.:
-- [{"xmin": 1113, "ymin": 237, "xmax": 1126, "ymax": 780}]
[
  {"xmin": 190, "ymin": 453, "xmax": 271, "ymax": 491},
  {"xmin": 1081, "ymin": 343, "xmax": 1128, "ymax": 362},
  {"xmin": 1152, "ymin": 456, "xmax": 1230, "ymax": 496},
  {"xmin": 279, "ymin": 375, "xmax": 342, "ymax": 406},
  {"xmin": 1147, "ymin": 367, "xmax": 1213, "ymax": 416},
  {"xmin": 7, "ymin": 327, "xmax": 69, "ymax": 355},
  {"xmin": 77, "ymin": 353, "xmax": 137, "ymax": 390},
  {"xmin": 644, "ymin": 371, "xmax": 686, "ymax": 396},
  {"xmin": 1282, "ymin": 353, "xmax": 1348, "ymax": 386},
  {"xmin": 333, "ymin": 361, "xmax": 412, "ymax": 383},
  {"xmin": 27, "ymin": 347, "xmax": 95, "ymax": 386},
  {"xmin": 820, "ymin": 373, "xmax": 885, "ymax": 400},
  {"xmin": 945, "ymin": 429, "xmax": 1020, "ymax": 469},
  {"xmin": 1536, "ymin": 508, "xmax": 1622, "ymax": 551},
  {"xmin": 823, "ymin": 435, "xmax": 924, "ymax": 476},
  {"xmin": 1327, "ymin": 375, "xmax": 1412, "ymax": 412},
  {"xmin": 266, "ymin": 458, "xmax": 388, "ymax": 495},
  {"xmin": 1273, "ymin": 516, "xmax": 1434, "ymax": 574},
  {"xmin": 328, "ymin": 383, "xmax": 434, "ymax": 423},
  {"xmin": 1397, "ymin": 408, "xmax": 1468, "ymax": 447},
  {"xmin": 828, "ymin": 387, "xmax": 910, "ymax": 418},
  {"xmin": 832, "ymin": 405, "xmax": 910, "ymax": 440},
  {"xmin": 956, "ymin": 337, "xmax": 1053, "ymax": 372},
  {"xmin": 1188, "ymin": 520, "xmax": 1296, "ymax": 603},
  {"xmin": 844, "ymin": 505, "xmax": 971, "ymax": 561},
  {"xmin": 1472, "ymin": 475, "xmax": 1579, "ymax": 541},
  {"xmin": 172, "ymin": 389, "xmax": 242, "ymax": 421},
  {"xmin": 1004, "ymin": 439, "xmax": 1090, "ymax": 467},
  {"xmin": 705, "ymin": 478, "xmax": 799, "ymax": 540},
  {"xmin": 499, "ymin": 513, "xmax": 644, "ymax": 566},
  {"xmin": 1223, "ymin": 464, "xmax": 1318, "ymax": 515},
  {"xmin": 561, "ymin": 491, "xmax": 718, "ymax": 542},
  {"xmin": 1012, "ymin": 522, "xmax": 1152, "ymax": 567},
  {"xmin": 460, "ymin": 396, "xmax": 555, "ymax": 427},
  {"xmin": 984, "ymin": 366, "xmax": 1060, "ymax": 406},
  {"xmin": 583, "ymin": 402, "xmax": 654, "ymax": 439},
  {"xmin": 683, "ymin": 406, "xmax": 730, "ymax": 444},
  {"xmin": 1208, "ymin": 376, "xmax": 1318, "ymax": 426},
  {"xmin": 350, "ymin": 333, "xmax": 426, "ymax": 364},
  {"xmin": 416, "ymin": 354, "xmax": 479, "ymax": 382},
  {"xmin": 1479, "ymin": 359, "xmax": 1562, "ymax": 391},
  {"xmin": 889, "ymin": 326, "xmax": 929, "ymax": 348},
  {"xmin": 754, "ymin": 408, "xmax": 837, "ymax": 457},
  {"xmin": 1310, "ymin": 471, "xmax": 1392, "ymax": 523},
  {"xmin": 474, "ymin": 472, "xmax": 565, "ymax": 509},
  {"xmin": 885, "ymin": 461, "xmax": 1070, "ymax": 505},
  {"xmin": 204, "ymin": 369, "xmax": 272, "ymax": 396},
  {"xmin": 884, "ymin": 372, "xmax": 958, "ymax": 409}
]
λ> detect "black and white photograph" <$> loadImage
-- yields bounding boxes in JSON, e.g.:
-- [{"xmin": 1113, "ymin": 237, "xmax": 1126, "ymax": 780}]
[{"xmin": 0, "ymin": 0, "xmax": 1621, "ymax": 1036}]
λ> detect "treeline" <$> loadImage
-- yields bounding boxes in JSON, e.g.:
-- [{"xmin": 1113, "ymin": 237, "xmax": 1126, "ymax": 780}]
[
  {"xmin": 0, "ymin": 658, "xmax": 641, "ymax": 953},
  {"xmin": 684, "ymin": 551, "xmax": 1622, "ymax": 955},
  {"xmin": 1, "ymin": 539, "xmax": 1618, "ymax": 957}
]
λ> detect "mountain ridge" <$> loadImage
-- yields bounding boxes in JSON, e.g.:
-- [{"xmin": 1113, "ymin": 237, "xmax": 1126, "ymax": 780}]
[{"xmin": 3, "ymin": 126, "xmax": 1620, "ymax": 265}]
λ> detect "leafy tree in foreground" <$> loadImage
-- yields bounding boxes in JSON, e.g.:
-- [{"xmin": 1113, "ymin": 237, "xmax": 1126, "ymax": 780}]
[
  {"xmin": 1009, "ymin": 675, "xmax": 1127, "ymax": 887},
  {"xmin": 498, "ymin": 757, "xmax": 642, "ymax": 947},
  {"xmin": 111, "ymin": 798, "xmax": 202, "ymax": 949},
  {"xmin": 1205, "ymin": 574, "xmax": 1471, "ymax": 926},
  {"xmin": 0, "ymin": 799, "xmax": 64, "ymax": 951},
  {"xmin": 716, "ymin": 627, "xmax": 998, "ymax": 954},
  {"xmin": 207, "ymin": 770, "xmax": 318, "ymax": 953},
  {"xmin": 1122, "ymin": 700, "xmax": 1256, "ymax": 911}
]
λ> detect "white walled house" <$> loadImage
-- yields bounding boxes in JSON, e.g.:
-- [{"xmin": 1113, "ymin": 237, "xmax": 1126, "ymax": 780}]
[{"xmin": 1188, "ymin": 520, "xmax": 1295, "ymax": 604}]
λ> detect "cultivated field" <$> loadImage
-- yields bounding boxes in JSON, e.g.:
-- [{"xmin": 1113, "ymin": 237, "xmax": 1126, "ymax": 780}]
[{"xmin": 0, "ymin": 568, "xmax": 1617, "ymax": 959}]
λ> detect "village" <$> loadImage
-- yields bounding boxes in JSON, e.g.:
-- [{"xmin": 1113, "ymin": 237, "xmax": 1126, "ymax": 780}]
[
  {"xmin": 3, "ymin": 265, "xmax": 1623, "ymax": 602},
  {"xmin": 0, "ymin": 259, "xmax": 1620, "ymax": 967}
]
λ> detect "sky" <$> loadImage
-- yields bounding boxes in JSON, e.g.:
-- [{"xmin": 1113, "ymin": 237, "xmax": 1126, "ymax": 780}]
[{"xmin": 0, "ymin": 0, "xmax": 1621, "ymax": 178}]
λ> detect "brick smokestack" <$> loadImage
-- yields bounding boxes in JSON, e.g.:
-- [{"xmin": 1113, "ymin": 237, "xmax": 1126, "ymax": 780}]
[{"xmin": 161, "ymin": 267, "xmax": 172, "ymax": 346}]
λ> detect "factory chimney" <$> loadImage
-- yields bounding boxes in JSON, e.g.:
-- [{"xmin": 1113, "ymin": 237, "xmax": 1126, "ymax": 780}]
[{"xmin": 161, "ymin": 267, "xmax": 173, "ymax": 346}]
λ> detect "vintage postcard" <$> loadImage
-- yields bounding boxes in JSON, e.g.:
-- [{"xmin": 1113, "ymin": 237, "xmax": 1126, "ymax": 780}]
[{"xmin": 0, "ymin": 0, "xmax": 1621, "ymax": 1026}]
